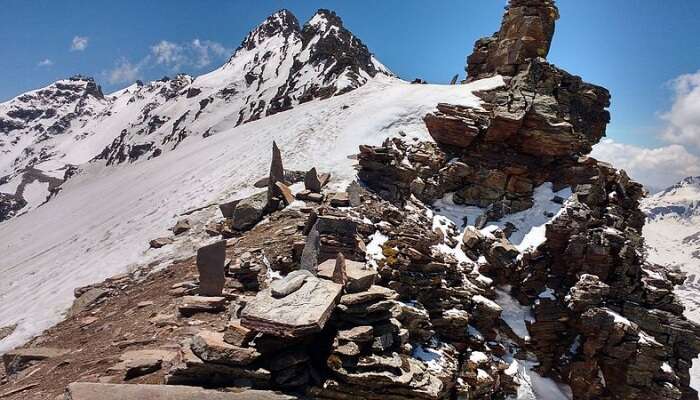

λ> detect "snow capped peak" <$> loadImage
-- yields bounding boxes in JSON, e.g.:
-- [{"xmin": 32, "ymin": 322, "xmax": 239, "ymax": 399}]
[
  {"xmin": 642, "ymin": 175, "xmax": 700, "ymax": 278},
  {"xmin": 238, "ymin": 9, "xmax": 301, "ymax": 52},
  {"xmin": 659, "ymin": 176, "xmax": 700, "ymax": 197},
  {"xmin": 305, "ymin": 9, "xmax": 342, "ymax": 35},
  {"xmin": 0, "ymin": 8, "xmax": 394, "ymax": 223},
  {"xmin": 645, "ymin": 175, "xmax": 700, "ymax": 220}
]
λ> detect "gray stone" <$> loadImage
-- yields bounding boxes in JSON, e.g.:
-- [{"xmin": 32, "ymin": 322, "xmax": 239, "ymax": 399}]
[
  {"xmin": 241, "ymin": 277, "xmax": 343, "ymax": 338},
  {"xmin": 224, "ymin": 319, "xmax": 256, "ymax": 347},
  {"xmin": 347, "ymin": 181, "xmax": 363, "ymax": 207},
  {"xmin": 65, "ymin": 383, "xmax": 297, "ymax": 400},
  {"xmin": 299, "ymin": 221, "xmax": 320, "ymax": 273},
  {"xmin": 232, "ymin": 191, "xmax": 267, "ymax": 231},
  {"xmin": 0, "ymin": 323, "xmax": 17, "ymax": 341},
  {"xmin": 68, "ymin": 287, "xmax": 109, "ymax": 317},
  {"xmin": 196, "ymin": 240, "xmax": 226, "ymax": 296},
  {"xmin": 340, "ymin": 285, "xmax": 399, "ymax": 306},
  {"xmin": 172, "ymin": 219, "xmax": 191, "ymax": 235},
  {"xmin": 337, "ymin": 326, "xmax": 374, "ymax": 343},
  {"xmin": 270, "ymin": 270, "xmax": 314, "ymax": 298},
  {"xmin": 150, "ymin": 237, "xmax": 174, "ymax": 249},
  {"xmin": 219, "ymin": 199, "xmax": 240, "ymax": 219},
  {"xmin": 267, "ymin": 141, "xmax": 285, "ymax": 207},
  {"xmin": 318, "ymin": 259, "xmax": 377, "ymax": 293},
  {"xmin": 108, "ymin": 349, "xmax": 177, "ymax": 380},
  {"xmin": 191, "ymin": 330, "xmax": 260, "ymax": 366},
  {"xmin": 304, "ymin": 167, "xmax": 322, "ymax": 193},
  {"xmin": 332, "ymin": 253, "xmax": 348, "ymax": 285},
  {"xmin": 329, "ymin": 192, "xmax": 350, "ymax": 207}
]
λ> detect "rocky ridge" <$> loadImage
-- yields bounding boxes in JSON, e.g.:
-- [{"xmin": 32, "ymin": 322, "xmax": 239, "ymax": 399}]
[{"xmin": 0, "ymin": 1, "xmax": 697, "ymax": 400}]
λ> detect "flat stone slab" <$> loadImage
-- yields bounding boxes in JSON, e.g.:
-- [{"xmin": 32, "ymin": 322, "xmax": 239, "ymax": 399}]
[
  {"xmin": 191, "ymin": 330, "xmax": 260, "ymax": 366},
  {"xmin": 241, "ymin": 277, "xmax": 342, "ymax": 338},
  {"xmin": 3, "ymin": 347, "xmax": 69, "ymax": 375},
  {"xmin": 178, "ymin": 296, "xmax": 226, "ymax": 316},
  {"xmin": 66, "ymin": 383, "xmax": 297, "ymax": 400},
  {"xmin": 318, "ymin": 259, "xmax": 377, "ymax": 293}
]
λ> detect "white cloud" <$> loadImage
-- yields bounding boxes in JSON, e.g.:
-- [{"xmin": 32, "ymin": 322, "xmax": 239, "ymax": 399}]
[
  {"xmin": 150, "ymin": 39, "xmax": 231, "ymax": 70},
  {"xmin": 70, "ymin": 36, "xmax": 89, "ymax": 51},
  {"xmin": 660, "ymin": 70, "xmax": 700, "ymax": 149},
  {"xmin": 151, "ymin": 40, "xmax": 185, "ymax": 67},
  {"xmin": 591, "ymin": 139, "xmax": 700, "ymax": 192},
  {"xmin": 107, "ymin": 58, "xmax": 141, "ymax": 84},
  {"xmin": 191, "ymin": 39, "xmax": 229, "ymax": 68},
  {"xmin": 37, "ymin": 59, "xmax": 53, "ymax": 67}
]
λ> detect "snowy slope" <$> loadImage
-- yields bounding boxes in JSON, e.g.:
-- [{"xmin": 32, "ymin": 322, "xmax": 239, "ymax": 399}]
[
  {"xmin": 642, "ymin": 177, "xmax": 700, "ymax": 320},
  {"xmin": 0, "ymin": 9, "xmax": 391, "ymax": 222},
  {"xmin": 0, "ymin": 75, "xmax": 503, "ymax": 353}
]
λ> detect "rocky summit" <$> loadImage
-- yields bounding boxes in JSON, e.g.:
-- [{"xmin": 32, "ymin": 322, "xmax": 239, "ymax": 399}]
[{"xmin": 0, "ymin": 2, "xmax": 698, "ymax": 400}]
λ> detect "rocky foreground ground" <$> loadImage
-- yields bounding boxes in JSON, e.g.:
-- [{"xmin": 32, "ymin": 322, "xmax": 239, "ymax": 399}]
[{"xmin": 2, "ymin": 1, "xmax": 700, "ymax": 399}]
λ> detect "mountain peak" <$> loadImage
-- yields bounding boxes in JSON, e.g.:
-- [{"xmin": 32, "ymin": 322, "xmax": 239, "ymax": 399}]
[
  {"xmin": 239, "ymin": 9, "xmax": 301, "ymax": 51},
  {"xmin": 306, "ymin": 9, "xmax": 343, "ymax": 32}
]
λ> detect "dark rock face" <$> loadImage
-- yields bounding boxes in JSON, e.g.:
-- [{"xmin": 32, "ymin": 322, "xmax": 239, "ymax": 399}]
[
  {"xmin": 507, "ymin": 168, "xmax": 700, "ymax": 400},
  {"xmin": 0, "ymin": 192, "xmax": 26, "ymax": 221},
  {"xmin": 280, "ymin": 9, "xmax": 387, "ymax": 106},
  {"xmin": 467, "ymin": 0, "xmax": 559, "ymax": 80},
  {"xmin": 196, "ymin": 241, "xmax": 227, "ymax": 296}
]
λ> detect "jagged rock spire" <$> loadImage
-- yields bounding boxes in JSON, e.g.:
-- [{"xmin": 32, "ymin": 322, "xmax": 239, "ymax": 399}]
[
  {"xmin": 238, "ymin": 9, "xmax": 301, "ymax": 52},
  {"xmin": 467, "ymin": 0, "xmax": 559, "ymax": 80}
]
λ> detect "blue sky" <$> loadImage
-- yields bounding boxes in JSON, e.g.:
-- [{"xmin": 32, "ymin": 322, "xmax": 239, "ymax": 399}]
[{"xmin": 2, "ymin": 1, "xmax": 700, "ymax": 188}]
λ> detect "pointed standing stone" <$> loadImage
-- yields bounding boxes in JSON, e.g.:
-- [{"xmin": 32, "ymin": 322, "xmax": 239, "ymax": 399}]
[
  {"xmin": 332, "ymin": 253, "xmax": 347, "ymax": 286},
  {"xmin": 300, "ymin": 221, "xmax": 320, "ymax": 273},
  {"xmin": 267, "ymin": 141, "xmax": 285, "ymax": 208},
  {"xmin": 304, "ymin": 168, "xmax": 322, "ymax": 193},
  {"xmin": 196, "ymin": 240, "xmax": 226, "ymax": 296}
]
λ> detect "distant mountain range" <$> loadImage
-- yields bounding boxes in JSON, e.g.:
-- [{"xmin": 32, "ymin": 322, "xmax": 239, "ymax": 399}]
[{"xmin": 0, "ymin": 9, "xmax": 390, "ymax": 221}]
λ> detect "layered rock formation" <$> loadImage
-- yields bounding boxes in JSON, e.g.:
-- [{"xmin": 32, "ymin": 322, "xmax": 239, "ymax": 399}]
[{"xmin": 467, "ymin": 0, "xmax": 559, "ymax": 80}]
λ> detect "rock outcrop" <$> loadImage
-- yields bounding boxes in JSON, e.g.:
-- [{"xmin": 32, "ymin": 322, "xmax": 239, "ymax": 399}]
[{"xmin": 467, "ymin": 0, "xmax": 559, "ymax": 80}]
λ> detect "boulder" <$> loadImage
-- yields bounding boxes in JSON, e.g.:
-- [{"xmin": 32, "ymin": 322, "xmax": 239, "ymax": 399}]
[
  {"xmin": 219, "ymin": 199, "xmax": 240, "ymax": 219},
  {"xmin": 68, "ymin": 287, "xmax": 109, "ymax": 317},
  {"xmin": 270, "ymin": 270, "xmax": 313, "ymax": 298},
  {"xmin": 304, "ymin": 168, "xmax": 322, "ymax": 193},
  {"xmin": 241, "ymin": 277, "xmax": 342, "ymax": 338},
  {"xmin": 191, "ymin": 330, "xmax": 260, "ymax": 366},
  {"xmin": 196, "ymin": 240, "xmax": 226, "ymax": 296},
  {"xmin": 65, "ymin": 383, "xmax": 296, "ymax": 400},
  {"xmin": 0, "ymin": 323, "xmax": 17, "ymax": 341},
  {"xmin": 172, "ymin": 219, "xmax": 191, "ymax": 235},
  {"xmin": 424, "ymin": 103, "xmax": 489, "ymax": 148},
  {"xmin": 150, "ymin": 237, "xmax": 174, "ymax": 249},
  {"xmin": 318, "ymin": 258, "xmax": 377, "ymax": 293},
  {"xmin": 232, "ymin": 192, "xmax": 267, "ymax": 231},
  {"xmin": 224, "ymin": 319, "xmax": 256, "ymax": 347}
]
